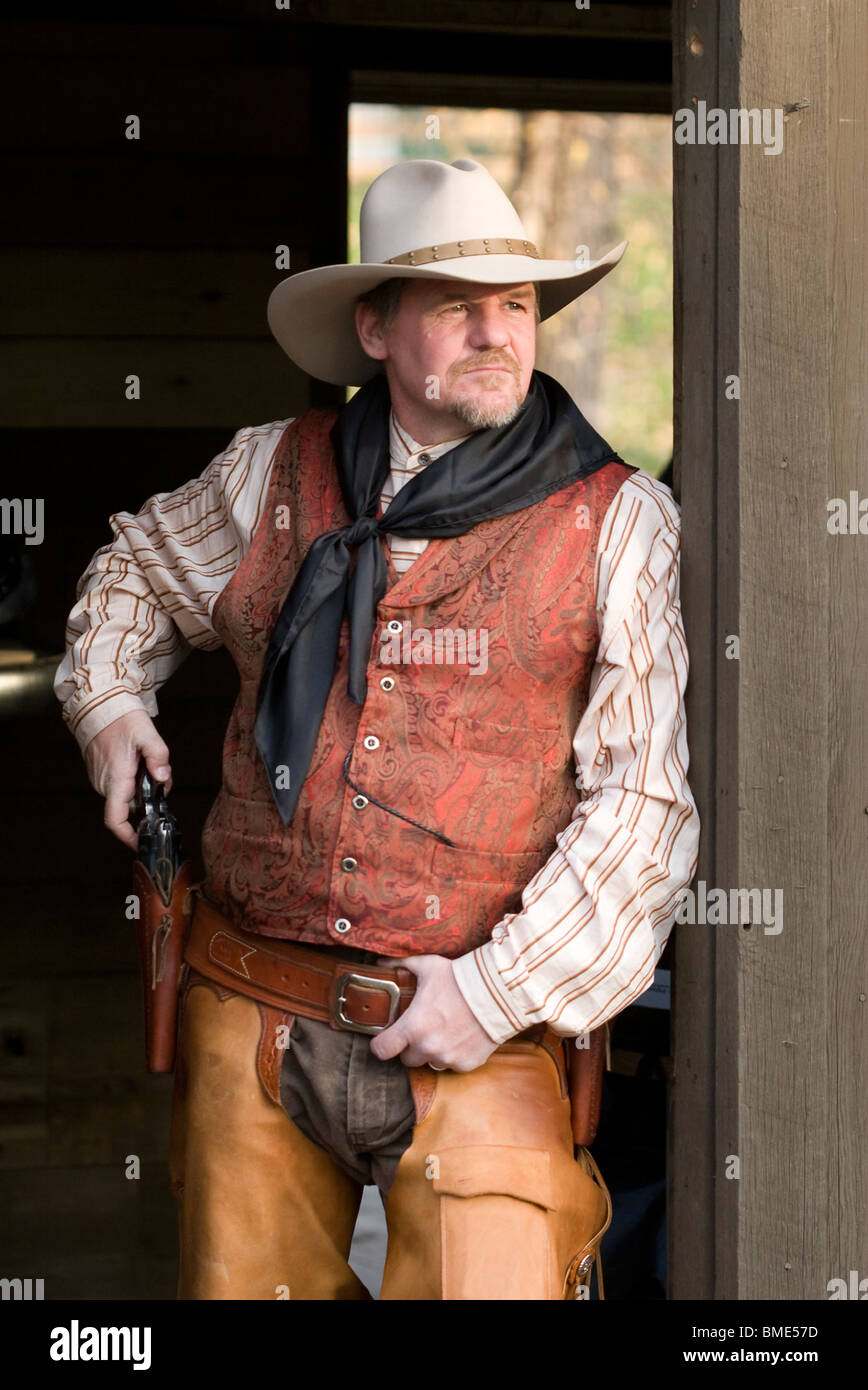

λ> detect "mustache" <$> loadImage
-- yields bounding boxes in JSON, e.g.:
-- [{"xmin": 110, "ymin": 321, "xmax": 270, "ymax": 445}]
[{"xmin": 451, "ymin": 354, "xmax": 520, "ymax": 380}]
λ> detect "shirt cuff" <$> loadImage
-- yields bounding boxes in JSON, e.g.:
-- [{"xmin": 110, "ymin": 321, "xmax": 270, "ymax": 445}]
[
  {"xmin": 451, "ymin": 939, "xmax": 535, "ymax": 1045},
  {"xmin": 60, "ymin": 687, "xmax": 158, "ymax": 753}
]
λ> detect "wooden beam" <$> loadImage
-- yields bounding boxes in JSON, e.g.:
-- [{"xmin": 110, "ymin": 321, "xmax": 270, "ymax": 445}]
[
  {"xmin": 826, "ymin": 0, "xmax": 868, "ymax": 1282},
  {"xmin": 299, "ymin": 1, "xmax": 671, "ymax": 42},
  {"xmin": 673, "ymin": 0, "xmax": 868, "ymax": 1302},
  {"xmin": 0, "ymin": 339, "xmax": 307, "ymax": 427},
  {"xmin": 1, "ymin": 153, "xmax": 312, "ymax": 248},
  {"xmin": 351, "ymin": 71, "xmax": 672, "ymax": 115},
  {"xmin": 1, "ymin": 7, "xmax": 672, "ymax": 46},
  {"xmin": 0, "ymin": 60, "xmax": 312, "ymax": 155},
  {"xmin": 1, "ymin": 251, "xmax": 297, "ymax": 338},
  {"xmin": 671, "ymin": 0, "xmax": 738, "ymax": 1301},
  {"xmin": 735, "ymin": 0, "xmax": 867, "ymax": 1302}
]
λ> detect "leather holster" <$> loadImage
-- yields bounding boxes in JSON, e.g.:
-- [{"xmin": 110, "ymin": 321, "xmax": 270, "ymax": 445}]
[
  {"xmin": 132, "ymin": 859, "xmax": 197, "ymax": 1072},
  {"xmin": 565, "ymin": 1023, "xmax": 609, "ymax": 1147}
]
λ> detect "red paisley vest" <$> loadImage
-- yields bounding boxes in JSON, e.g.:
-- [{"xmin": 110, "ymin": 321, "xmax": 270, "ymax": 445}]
[{"xmin": 200, "ymin": 409, "xmax": 634, "ymax": 958}]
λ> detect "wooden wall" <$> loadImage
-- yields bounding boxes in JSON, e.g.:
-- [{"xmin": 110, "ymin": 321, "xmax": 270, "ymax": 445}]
[{"xmin": 0, "ymin": 13, "xmax": 348, "ymax": 1300}]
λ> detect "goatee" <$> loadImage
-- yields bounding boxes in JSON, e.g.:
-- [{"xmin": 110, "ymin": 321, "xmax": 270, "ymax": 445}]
[{"xmin": 451, "ymin": 383, "xmax": 523, "ymax": 430}]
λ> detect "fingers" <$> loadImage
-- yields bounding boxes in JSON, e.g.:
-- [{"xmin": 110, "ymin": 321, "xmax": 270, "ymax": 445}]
[
  {"xmin": 376, "ymin": 953, "xmax": 433, "ymax": 978},
  {"xmin": 138, "ymin": 721, "xmax": 172, "ymax": 795},
  {"xmin": 369, "ymin": 1019, "xmax": 408, "ymax": 1061},
  {"xmin": 370, "ymin": 1023, "xmax": 444, "ymax": 1069},
  {"xmin": 369, "ymin": 956, "xmax": 449, "ymax": 1064},
  {"xmin": 369, "ymin": 1009, "xmax": 449, "ymax": 1069},
  {"xmin": 83, "ymin": 711, "xmax": 173, "ymax": 847},
  {"xmin": 104, "ymin": 775, "xmax": 138, "ymax": 850},
  {"xmin": 402, "ymin": 1047, "xmax": 446, "ymax": 1069}
]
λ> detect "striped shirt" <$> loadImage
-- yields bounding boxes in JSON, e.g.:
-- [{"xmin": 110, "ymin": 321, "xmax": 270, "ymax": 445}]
[{"xmin": 54, "ymin": 412, "xmax": 700, "ymax": 1042}]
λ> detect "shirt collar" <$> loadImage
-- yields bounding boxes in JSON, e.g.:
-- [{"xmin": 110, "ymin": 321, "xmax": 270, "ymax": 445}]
[{"xmin": 389, "ymin": 409, "xmax": 472, "ymax": 469}]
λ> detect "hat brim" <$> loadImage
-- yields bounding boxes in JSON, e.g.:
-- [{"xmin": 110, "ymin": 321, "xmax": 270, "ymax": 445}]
[{"xmin": 266, "ymin": 242, "xmax": 628, "ymax": 386}]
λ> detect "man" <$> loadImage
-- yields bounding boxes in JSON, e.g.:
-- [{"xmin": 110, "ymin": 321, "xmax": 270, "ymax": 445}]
[{"xmin": 55, "ymin": 157, "xmax": 700, "ymax": 1300}]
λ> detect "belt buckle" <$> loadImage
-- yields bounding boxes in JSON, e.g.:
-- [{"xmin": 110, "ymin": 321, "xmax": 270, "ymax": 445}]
[{"xmin": 333, "ymin": 971, "xmax": 401, "ymax": 1035}]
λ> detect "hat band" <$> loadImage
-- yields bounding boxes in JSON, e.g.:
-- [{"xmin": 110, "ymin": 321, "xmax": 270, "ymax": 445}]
[{"xmin": 384, "ymin": 237, "xmax": 540, "ymax": 267}]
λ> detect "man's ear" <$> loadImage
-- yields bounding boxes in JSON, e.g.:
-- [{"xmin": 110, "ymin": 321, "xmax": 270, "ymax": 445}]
[{"xmin": 355, "ymin": 302, "xmax": 390, "ymax": 361}]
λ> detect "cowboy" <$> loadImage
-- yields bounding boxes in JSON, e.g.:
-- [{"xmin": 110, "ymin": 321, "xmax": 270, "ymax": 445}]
[{"xmin": 55, "ymin": 158, "xmax": 700, "ymax": 1300}]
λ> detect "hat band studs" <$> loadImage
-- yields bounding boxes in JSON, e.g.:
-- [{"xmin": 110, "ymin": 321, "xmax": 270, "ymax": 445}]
[{"xmin": 384, "ymin": 237, "xmax": 541, "ymax": 267}]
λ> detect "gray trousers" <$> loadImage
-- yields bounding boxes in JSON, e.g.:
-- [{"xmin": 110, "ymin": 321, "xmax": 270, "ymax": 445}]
[{"xmin": 278, "ymin": 948, "xmax": 418, "ymax": 1195}]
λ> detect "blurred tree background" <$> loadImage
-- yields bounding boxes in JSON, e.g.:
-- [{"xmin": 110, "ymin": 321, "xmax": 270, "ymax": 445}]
[{"xmin": 349, "ymin": 106, "xmax": 672, "ymax": 479}]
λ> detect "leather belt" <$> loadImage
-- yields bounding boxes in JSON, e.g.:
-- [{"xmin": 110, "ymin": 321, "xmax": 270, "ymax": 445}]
[
  {"xmin": 183, "ymin": 892, "xmax": 603, "ymax": 1143},
  {"xmin": 185, "ymin": 893, "xmax": 418, "ymax": 1034}
]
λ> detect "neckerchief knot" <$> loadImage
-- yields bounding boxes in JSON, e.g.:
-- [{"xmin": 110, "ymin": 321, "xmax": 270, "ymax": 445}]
[{"xmin": 343, "ymin": 514, "xmax": 380, "ymax": 547}]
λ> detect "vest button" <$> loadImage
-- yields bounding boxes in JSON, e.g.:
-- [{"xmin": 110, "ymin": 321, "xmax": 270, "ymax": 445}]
[
  {"xmin": 363, "ymin": 734, "xmax": 380, "ymax": 750},
  {"xmin": 387, "ymin": 620, "xmax": 403, "ymax": 633},
  {"xmin": 352, "ymin": 794, "xmax": 369, "ymax": 809},
  {"xmin": 334, "ymin": 918, "xmax": 352, "ymax": 934},
  {"xmin": 340, "ymin": 856, "xmax": 358, "ymax": 872},
  {"xmin": 380, "ymin": 676, "xmax": 395, "ymax": 691}
]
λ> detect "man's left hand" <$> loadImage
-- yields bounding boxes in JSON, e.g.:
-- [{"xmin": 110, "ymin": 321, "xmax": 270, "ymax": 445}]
[{"xmin": 369, "ymin": 955, "xmax": 499, "ymax": 1072}]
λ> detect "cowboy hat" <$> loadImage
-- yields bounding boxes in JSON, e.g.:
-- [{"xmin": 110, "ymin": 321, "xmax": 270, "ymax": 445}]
[{"xmin": 267, "ymin": 157, "xmax": 628, "ymax": 386}]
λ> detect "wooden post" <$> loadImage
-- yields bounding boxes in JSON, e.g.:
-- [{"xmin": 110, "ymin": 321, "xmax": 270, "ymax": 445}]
[{"xmin": 672, "ymin": 0, "xmax": 868, "ymax": 1299}]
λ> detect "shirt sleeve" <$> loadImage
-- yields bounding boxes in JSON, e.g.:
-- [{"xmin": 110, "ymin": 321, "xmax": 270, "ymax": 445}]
[
  {"xmin": 451, "ymin": 472, "xmax": 701, "ymax": 1042},
  {"xmin": 53, "ymin": 420, "xmax": 292, "ymax": 752}
]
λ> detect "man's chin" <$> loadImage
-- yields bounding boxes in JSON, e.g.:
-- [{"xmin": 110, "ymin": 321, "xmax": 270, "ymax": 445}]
[{"xmin": 450, "ymin": 385, "xmax": 524, "ymax": 430}]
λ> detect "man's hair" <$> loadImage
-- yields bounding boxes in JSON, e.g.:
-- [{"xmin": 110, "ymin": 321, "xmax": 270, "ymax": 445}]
[
  {"xmin": 355, "ymin": 277, "xmax": 408, "ymax": 329},
  {"xmin": 356, "ymin": 277, "xmax": 542, "ymax": 328}
]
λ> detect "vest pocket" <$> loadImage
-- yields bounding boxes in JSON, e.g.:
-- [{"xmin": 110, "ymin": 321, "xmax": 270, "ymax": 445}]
[
  {"xmin": 429, "ymin": 839, "xmax": 546, "ymax": 883},
  {"xmin": 453, "ymin": 716, "xmax": 567, "ymax": 768},
  {"xmin": 447, "ymin": 717, "xmax": 572, "ymax": 855}
]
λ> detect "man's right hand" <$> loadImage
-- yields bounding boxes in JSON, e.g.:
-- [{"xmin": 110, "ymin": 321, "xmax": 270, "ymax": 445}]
[{"xmin": 83, "ymin": 710, "xmax": 172, "ymax": 851}]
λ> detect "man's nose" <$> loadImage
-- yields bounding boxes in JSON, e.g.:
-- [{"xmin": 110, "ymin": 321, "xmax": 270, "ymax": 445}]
[{"xmin": 466, "ymin": 304, "xmax": 511, "ymax": 349}]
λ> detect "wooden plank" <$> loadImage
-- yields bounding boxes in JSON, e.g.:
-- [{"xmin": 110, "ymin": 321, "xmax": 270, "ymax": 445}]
[
  {"xmin": 0, "ymin": 338, "xmax": 308, "ymax": 427},
  {"xmin": 1, "ymin": 250, "xmax": 304, "ymax": 338},
  {"xmin": 1, "ymin": 154, "xmax": 313, "ymax": 248},
  {"xmin": 351, "ymin": 71, "xmax": 672, "ymax": 115},
  {"xmin": 0, "ymin": 17, "xmax": 291, "ymax": 64},
  {"xmin": 0, "ymin": 61, "xmax": 312, "ymax": 155},
  {"xmin": 0, "ymin": 1071, "xmax": 173, "ymax": 1170},
  {"xmin": 0, "ymin": 974, "xmax": 173, "ymax": 1168},
  {"xmin": 300, "ymin": 1, "xmax": 672, "ymax": 41},
  {"xmin": 670, "ymin": 0, "xmax": 728, "ymax": 1302},
  {"xmin": 0, "ymin": 6, "xmax": 672, "ymax": 45},
  {"xmin": 827, "ymin": 0, "xmax": 868, "ymax": 1278},
  {"xmin": 2, "ymin": 884, "xmax": 168, "ymax": 978},
  {"xmin": 0, "ymin": 1163, "xmax": 177, "ymax": 1299},
  {"xmin": 708, "ymin": 3, "xmax": 743, "ymax": 1310},
  {"xmin": 736, "ymin": 0, "xmax": 834, "ymax": 1303}
]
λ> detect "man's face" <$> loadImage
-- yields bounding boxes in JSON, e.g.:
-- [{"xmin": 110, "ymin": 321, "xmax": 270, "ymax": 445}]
[{"xmin": 356, "ymin": 278, "xmax": 537, "ymax": 436}]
